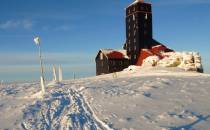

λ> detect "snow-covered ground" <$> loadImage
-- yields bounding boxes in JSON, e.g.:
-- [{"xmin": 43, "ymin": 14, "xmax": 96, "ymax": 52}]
[{"xmin": 0, "ymin": 67, "xmax": 210, "ymax": 130}]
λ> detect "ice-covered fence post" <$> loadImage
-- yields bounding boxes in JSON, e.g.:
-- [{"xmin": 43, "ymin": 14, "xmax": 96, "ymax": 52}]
[
  {"xmin": 40, "ymin": 76, "xmax": 45, "ymax": 94},
  {"xmin": 53, "ymin": 65, "xmax": 57, "ymax": 81},
  {"xmin": 59, "ymin": 65, "xmax": 63, "ymax": 82},
  {"xmin": 73, "ymin": 72, "xmax": 76, "ymax": 80},
  {"xmin": 34, "ymin": 37, "xmax": 45, "ymax": 95},
  {"xmin": 0, "ymin": 80, "xmax": 3, "ymax": 87}
]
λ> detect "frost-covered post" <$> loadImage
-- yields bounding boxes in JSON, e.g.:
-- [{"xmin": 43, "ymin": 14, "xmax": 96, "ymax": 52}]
[
  {"xmin": 59, "ymin": 65, "xmax": 63, "ymax": 82},
  {"xmin": 34, "ymin": 37, "xmax": 45, "ymax": 95},
  {"xmin": 73, "ymin": 72, "xmax": 76, "ymax": 80},
  {"xmin": 53, "ymin": 65, "xmax": 57, "ymax": 81}
]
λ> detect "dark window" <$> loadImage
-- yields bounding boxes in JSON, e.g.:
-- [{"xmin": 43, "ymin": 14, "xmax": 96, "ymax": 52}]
[
  {"xmin": 134, "ymin": 45, "xmax": 137, "ymax": 51},
  {"xmin": 144, "ymin": 23, "xmax": 147, "ymax": 28}
]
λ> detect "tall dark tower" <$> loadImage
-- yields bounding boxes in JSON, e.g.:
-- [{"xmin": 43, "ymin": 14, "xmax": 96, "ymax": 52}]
[{"xmin": 125, "ymin": 0, "xmax": 153, "ymax": 65}]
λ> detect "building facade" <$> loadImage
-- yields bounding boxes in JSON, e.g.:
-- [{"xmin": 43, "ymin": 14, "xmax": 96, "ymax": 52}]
[
  {"xmin": 95, "ymin": 0, "xmax": 173, "ymax": 76},
  {"xmin": 95, "ymin": 49, "xmax": 129, "ymax": 75},
  {"xmin": 124, "ymin": 0, "xmax": 153, "ymax": 65}
]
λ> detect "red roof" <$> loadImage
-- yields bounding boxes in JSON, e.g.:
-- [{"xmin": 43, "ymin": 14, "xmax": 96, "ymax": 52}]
[
  {"xmin": 100, "ymin": 49, "xmax": 129, "ymax": 60},
  {"xmin": 107, "ymin": 51, "xmax": 126, "ymax": 59},
  {"xmin": 136, "ymin": 45, "xmax": 174, "ymax": 66}
]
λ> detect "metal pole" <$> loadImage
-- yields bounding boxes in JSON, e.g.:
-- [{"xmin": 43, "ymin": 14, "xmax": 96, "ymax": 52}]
[{"xmin": 38, "ymin": 44, "xmax": 45, "ymax": 81}]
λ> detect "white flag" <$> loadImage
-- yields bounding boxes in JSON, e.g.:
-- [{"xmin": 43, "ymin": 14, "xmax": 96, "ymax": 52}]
[{"xmin": 34, "ymin": 37, "xmax": 40, "ymax": 45}]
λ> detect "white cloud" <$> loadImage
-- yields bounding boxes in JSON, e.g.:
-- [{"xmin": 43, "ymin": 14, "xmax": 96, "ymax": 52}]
[{"xmin": 0, "ymin": 20, "xmax": 33, "ymax": 30}]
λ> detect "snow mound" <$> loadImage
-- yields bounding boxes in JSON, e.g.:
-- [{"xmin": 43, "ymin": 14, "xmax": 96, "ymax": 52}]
[{"xmin": 142, "ymin": 52, "xmax": 203, "ymax": 72}]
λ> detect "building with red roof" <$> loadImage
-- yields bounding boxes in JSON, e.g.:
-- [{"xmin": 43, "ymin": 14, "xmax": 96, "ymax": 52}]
[{"xmin": 95, "ymin": 0, "xmax": 173, "ymax": 75}]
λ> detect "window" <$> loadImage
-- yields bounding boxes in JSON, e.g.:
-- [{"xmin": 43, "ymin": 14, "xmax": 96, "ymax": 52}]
[
  {"xmin": 144, "ymin": 23, "xmax": 147, "ymax": 28},
  {"xmin": 145, "ymin": 13, "xmax": 148, "ymax": 20},
  {"xmin": 134, "ymin": 30, "xmax": 136, "ymax": 36},
  {"xmin": 128, "ymin": 33, "xmax": 130, "ymax": 37},
  {"xmin": 134, "ymin": 45, "xmax": 137, "ymax": 51},
  {"xmin": 120, "ymin": 61, "xmax": 123, "ymax": 65},
  {"xmin": 133, "ymin": 7, "xmax": 135, "ymax": 11},
  {"xmin": 100, "ymin": 53, "xmax": 103, "ymax": 60},
  {"xmin": 133, "ymin": 14, "xmax": 135, "ymax": 21},
  {"xmin": 128, "ymin": 18, "xmax": 130, "ymax": 23},
  {"xmin": 134, "ymin": 39, "xmax": 136, "ymax": 43},
  {"xmin": 134, "ymin": 55, "xmax": 137, "ymax": 59}
]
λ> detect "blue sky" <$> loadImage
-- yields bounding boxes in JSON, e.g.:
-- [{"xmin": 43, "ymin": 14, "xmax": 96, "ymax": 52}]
[{"xmin": 0, "ymin": 0, "xmax": 210, "ymax": 82}]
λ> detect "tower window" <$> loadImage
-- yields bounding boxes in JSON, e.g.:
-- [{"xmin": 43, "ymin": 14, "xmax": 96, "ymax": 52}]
[
  {"xmin": 134, "ymin": 30, "xmax": 136, "ymax": 36},
  {"xmin": 144, "ymin": 23, "xmax": 147, "ymax": 28},
  {"xmin": 145, "ymin": 13, "xmax": 148, "ymax": 20},
  {"xmin": 128, "ymin": 40, "xmax": 130, "ymax": 44},
  {"xmin": 133, "ymin": 14, "xmax": 135, "ymax": 21},
  {"xmin": 134, "ymin": 55, "xmax": 137, "ymax": 59},
  {"xmin": 134, "ymin": 45, "xmax": 137, "ymax": 51},
  {"xmin": 133, "ymin": 7, "xmax": 135, "ymax": 11},
  {"xmin": 136, "ymin": 26, "xmax": 139, "ymax": 29},
  {"xmin": 134, "ymin": 39, "xmax": 136, "ymax": 43}
]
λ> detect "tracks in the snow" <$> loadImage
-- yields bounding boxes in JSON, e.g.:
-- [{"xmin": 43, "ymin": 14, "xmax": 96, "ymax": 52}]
[{"xmin": 21, "ymin": 86, "xmax": 110, "ymax": 130}]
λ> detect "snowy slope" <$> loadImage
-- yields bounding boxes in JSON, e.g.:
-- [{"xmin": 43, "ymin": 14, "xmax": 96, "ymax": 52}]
[{"xmin": 0, "ymin": 67, "xmax": 210, "ymax": 130}]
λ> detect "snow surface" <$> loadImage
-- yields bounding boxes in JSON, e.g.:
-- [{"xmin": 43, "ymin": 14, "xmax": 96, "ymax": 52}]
[{"xmin": 0, "ymin": 67, "xmax": 210, "ymax": 130}]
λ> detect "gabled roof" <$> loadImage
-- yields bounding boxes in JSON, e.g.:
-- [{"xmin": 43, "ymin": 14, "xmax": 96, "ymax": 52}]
[{"xmin": 100, "ymin": 49, "xmax": 129, "ymax": 59}]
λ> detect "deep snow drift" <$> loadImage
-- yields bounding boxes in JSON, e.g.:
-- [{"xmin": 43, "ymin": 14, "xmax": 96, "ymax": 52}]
[{"xmin": 0, "ymin": 67, "xmax": 210, "ymax": 130}]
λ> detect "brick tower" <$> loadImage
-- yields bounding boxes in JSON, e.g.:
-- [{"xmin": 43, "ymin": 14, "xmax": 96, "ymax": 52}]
[{"xmin": 124, "ymin": 0, "xmax": 153, "ymax": 65}]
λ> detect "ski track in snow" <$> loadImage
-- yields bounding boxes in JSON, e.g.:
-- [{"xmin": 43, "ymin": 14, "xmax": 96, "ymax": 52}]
[{"xmin": 21, "ymin": 85, "xmax": 111, "ymax": 130}]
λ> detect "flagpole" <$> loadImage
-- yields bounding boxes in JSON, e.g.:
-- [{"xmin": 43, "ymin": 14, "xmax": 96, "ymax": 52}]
[
  {"xmin": 38, "ymin": 43, "xmax": 45, "ymax": 81},
  {"xmin": 34, "ymin": 37, "xmax": 45, "ymax": 95}
]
